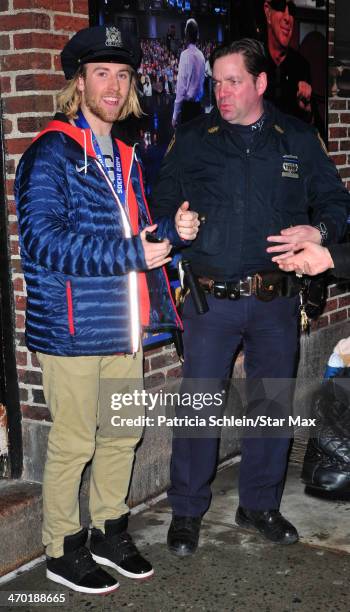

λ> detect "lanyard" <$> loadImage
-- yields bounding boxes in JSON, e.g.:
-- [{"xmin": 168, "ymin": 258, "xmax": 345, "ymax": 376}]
[{"xmin": 75, "ymin": 110, "xmax": 126, "ymax": 206}]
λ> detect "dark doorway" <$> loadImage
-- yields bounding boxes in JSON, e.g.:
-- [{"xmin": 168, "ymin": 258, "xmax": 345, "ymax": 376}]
[{"xmin": 0, "ymin": 97, "xmax": 22, "ymax": 479}]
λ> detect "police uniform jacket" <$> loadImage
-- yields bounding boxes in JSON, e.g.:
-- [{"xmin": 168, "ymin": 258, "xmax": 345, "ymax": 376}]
[
  {"xmin": 328, "ymin": 243, "xmax": 350, "ymax": 279},
  {"xmin": 152, "ymin": 102, "xmax": 350, "ymax": 281}
]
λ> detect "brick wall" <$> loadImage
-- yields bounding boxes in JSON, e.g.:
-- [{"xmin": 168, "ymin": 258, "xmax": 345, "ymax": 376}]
[
  {"xmin": 1, "ymin": 0, "xmax": 87, "ymax": 423},
  {"xmin": 311, "ymin": 0, "xmax": 350, "ymax": 331},
  {"xmin": 0, "ymin": 0, "xmax": 348, "ymax": 445}
]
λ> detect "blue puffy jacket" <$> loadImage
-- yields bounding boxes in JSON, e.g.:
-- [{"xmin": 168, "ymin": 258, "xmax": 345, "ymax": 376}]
[{"xmin": 15, "ymin": 115, "xmax": 182, "ymax": 356}]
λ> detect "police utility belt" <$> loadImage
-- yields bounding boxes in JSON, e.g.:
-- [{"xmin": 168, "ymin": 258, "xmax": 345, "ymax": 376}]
[
  {"xmin": 177, "ymin": 261, "xmax": 303, "ymax": 318},
  {"xmin": 197, "ymin": 271, "xmax": 300, "ymax": 302}
]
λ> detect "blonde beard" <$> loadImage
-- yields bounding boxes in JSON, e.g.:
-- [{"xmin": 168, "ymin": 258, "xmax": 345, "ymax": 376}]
[{"xmin": 84, "ymin": 94, "xmax": 124, "ymax": 124}]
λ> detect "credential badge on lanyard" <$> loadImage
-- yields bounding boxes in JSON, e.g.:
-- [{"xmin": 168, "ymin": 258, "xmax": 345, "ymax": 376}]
[{"xmin": 75, "ymin": 110, "xmax": 126, "ymax": 207}]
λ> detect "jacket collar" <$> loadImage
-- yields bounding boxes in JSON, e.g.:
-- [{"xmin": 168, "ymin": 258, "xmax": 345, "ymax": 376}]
[
  {"xmin": 205, "ymin": 101, "xmax": 283, "ymax": 154},
  {"xmin": 34, "ymin": 111, "xmax": 136, "ymax": 155},
  {"xmin": 33, "ymin": 114, "xmax": 96, "ymax": 158},
  {"xmin": 214, "ymin": 100, "xmax": 277, "ymax": 134}
]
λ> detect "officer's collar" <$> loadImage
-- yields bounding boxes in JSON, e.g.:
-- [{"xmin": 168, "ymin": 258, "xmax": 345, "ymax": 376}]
[
  {"xmin": 227, "ymin": 113, "xmax": 266, "ymax": 134},
  {"xmin": 214, "ymin": 101, "xmax": 276, "ymax": 134}
]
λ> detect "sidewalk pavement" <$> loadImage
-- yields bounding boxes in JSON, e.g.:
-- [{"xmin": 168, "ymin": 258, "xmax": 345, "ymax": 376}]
[{"xmin": 0, "ymin": 460, "xmax": 349, "ymax": 612}]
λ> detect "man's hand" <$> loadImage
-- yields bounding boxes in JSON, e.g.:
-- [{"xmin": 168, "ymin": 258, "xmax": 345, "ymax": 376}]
[
  {"xmin": 266, "ymin": 225, "xmax": 321, "ymax": 258},
  {"xmin": 297, "ymin": 80, "xmax": 312, "ymax": 112},
  {"xmin": 175, "ymin": 201, "xmax": 200, "ymax": 241},
  {"xmin": 140, "ymin": 224, "xmax": 172, "ymax": 269},
  {"xmin": 272, "ymin": 241, "xmax": 334, "ymax": 276}
]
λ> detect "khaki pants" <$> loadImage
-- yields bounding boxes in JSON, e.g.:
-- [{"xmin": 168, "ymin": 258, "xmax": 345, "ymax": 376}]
[{"xmin": 37, "ymin": 351, "xmax": 143, "ymax": 558}]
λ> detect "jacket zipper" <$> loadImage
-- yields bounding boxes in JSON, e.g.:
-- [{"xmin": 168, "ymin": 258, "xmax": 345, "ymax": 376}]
[
  {"xmin": 136, "ymin": 161, "xmax": 183, "ymax": 331},
  {"xmin": 94, "ymin": 155, "xmax": 140, "ymax": 354},
  {"xmin": 241, "ymin": 147, "xmax": 250, "ymax": 277},
  {"xmin": 66, "ymin": 280, "xmax": 75, "ymax": 335}
]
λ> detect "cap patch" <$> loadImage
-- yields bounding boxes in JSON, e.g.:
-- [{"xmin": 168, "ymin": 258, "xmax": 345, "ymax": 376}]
[{"xmin": 106, "ymin": 27, "xmax": 123, "ymax": 48}]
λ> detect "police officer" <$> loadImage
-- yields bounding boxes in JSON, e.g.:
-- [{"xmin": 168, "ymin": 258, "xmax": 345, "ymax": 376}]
[{"xmin": 151, "ymin": 38, "xmax": 350, "ymax": 556}]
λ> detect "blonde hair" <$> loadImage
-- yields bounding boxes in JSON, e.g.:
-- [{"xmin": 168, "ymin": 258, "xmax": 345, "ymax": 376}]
[
  {"xmin": 56, "ymin": 66, "xmax": 143, "ymax": 120},
  {"xmin": 56, "ymin": 71, "xmax": 83, "ymax": 119}
]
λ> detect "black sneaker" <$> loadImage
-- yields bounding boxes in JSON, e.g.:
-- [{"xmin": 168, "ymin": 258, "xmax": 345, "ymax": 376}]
[
  {"xmin": 46, "ymin": 528, "xmax": 119, "ymax": 594},
  {"xmin": 90, "ymin": 515, "xmax": 154, "ymax": 580}
]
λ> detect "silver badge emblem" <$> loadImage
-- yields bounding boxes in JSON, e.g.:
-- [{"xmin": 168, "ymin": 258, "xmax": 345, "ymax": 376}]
[
  {"xmin": 282, "ymin": 155, "xmax": 299, "ymax": 179},
  {"xmin": 105, "ymin": 27, "xmax": 123, "ymax": 48}
]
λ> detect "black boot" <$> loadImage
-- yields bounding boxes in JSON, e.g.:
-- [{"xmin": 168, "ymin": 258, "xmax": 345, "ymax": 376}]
[
  {"xmin": 90, "ymin": 515, "xmax": 154, "ymax": 579},
  {"xmin": 167, "ymin": 515, "xmax": 202, "ymax": 557},
  {"xmin": 46, "ymin": 528, "xmax": 119, "ymax": 594}
]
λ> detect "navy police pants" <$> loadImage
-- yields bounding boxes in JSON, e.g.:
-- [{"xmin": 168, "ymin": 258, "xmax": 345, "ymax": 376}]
[{"xmin": 168, "ymin": 293, "xmax": 299, "ymax": 516}]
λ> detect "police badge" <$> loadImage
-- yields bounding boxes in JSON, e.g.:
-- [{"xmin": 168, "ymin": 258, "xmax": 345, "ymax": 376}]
[
  {"xmin": 282, "ymin": 155, "xmax": 299, "ymax": 179},
  {"xmin": 105, "ymin": 27, "xmax": 123, "ymax": 48}
]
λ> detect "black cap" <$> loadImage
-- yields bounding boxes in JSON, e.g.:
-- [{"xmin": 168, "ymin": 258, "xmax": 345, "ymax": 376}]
[{"xmin": 61, "ymin": 25, "xmax": 142, "ymax": 80}]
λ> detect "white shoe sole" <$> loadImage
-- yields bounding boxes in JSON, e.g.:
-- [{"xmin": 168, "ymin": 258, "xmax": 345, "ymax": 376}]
[
  {"xmin": 46, "ymin": 569, "xmax": 119, "ymax": 594},
  {"xmin": 91, "ymin": 553, "xmax": 154, "ymax": 580}
]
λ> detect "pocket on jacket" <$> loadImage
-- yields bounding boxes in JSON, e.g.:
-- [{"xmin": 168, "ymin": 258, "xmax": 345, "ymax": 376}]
[
  {"xmin": 66, "ymin": 280, "xmax": 75, "ymax": 335},
  {"xmin": 194, "ymin": 208, "xmax": 233, "ymax": 256}
]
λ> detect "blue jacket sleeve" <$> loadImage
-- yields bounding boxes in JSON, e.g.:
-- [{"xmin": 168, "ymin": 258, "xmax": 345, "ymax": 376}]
[{"xmin": 15, "ymin": 135, "xmax": 147, "ymax": 277}]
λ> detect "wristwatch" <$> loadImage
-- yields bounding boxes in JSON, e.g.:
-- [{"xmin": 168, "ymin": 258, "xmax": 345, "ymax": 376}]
[{"xmin": 314, "ymin": 222, "xmax": 328, "ymax": 245}]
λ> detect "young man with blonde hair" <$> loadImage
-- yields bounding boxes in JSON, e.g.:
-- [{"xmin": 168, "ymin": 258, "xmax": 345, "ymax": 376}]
[{"xmin": 15, "ymin": 25, "xmax": 198, "ymax": 594}]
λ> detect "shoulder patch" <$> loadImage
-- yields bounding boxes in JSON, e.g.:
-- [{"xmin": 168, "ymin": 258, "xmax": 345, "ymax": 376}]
[
  {"xmin": 208, "ymin": 126, "xmax": 219, "ymax": 134},
  {"xmin": 274, "ymin": 124, "xmax": 284, "ymax": 134},
  {"xmin": 317, "ymin": 132, "xmax": 329, "ymax": 157},
  {"xmin": 165, "ymin": 134, "xmax": 176, "ymax": 156}
]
